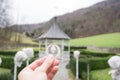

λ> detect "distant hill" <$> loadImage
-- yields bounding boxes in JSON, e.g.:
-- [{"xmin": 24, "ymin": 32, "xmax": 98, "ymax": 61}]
[
  {"xmin": 35, "ymin": 0, "xmax": 120, "ymax": 38},
  {"xmin": 10, "ymin": 23, "xmax": 44, "ymax": 33}
]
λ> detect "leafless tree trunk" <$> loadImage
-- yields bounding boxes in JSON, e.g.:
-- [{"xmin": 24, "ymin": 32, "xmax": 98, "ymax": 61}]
[{"xmin": 0, "ymin": 0, "xmax": 12, "ymax": 39}]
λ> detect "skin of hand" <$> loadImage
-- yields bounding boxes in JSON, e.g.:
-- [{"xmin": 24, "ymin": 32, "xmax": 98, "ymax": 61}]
[{"xmin": 18, "ymin": 55, "xmax": 59, "ymax": 80}]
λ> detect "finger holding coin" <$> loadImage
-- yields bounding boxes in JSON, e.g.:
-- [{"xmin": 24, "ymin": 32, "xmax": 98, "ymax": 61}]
[{"xmin": 46, "ymin": 44, "xmax": 60, "ymax": 58}]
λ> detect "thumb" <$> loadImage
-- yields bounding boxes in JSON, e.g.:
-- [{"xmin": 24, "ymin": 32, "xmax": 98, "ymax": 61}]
[{"xmin": 35, "ymin": 55, "xmax": 54, "ymax": 72}]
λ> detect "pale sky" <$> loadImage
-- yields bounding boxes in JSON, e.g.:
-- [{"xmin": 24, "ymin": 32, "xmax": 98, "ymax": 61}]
[{"xmin": 12, "ymin": 0, "xmax": 105, "ymax": 24}]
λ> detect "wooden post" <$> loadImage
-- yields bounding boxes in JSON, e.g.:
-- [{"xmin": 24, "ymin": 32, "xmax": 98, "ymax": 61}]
[
  {"xmin": 38, "ymin": 40, "xmax": 41, "ymax": 58},
  {"xmin": 68, "ymin": 41, "xmax": 70, "ymax": 60},
  {"xmin": 87, "ymin": 63, "xmax": 90, "ymax": 80},
  {"xmin": 61, "ymin": 40, "xmax": 64, "ymax": 62},
  {"xmin": 45, "ymin": 39, "xmax": 48, "ymax": 54}
]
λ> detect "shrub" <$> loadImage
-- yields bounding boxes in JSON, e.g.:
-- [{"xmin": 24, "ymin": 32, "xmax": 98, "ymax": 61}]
[
  {"xmin": 0, "ymin": 55, "xmax": 36, "ymax": 69},
  {"xmin": 82, "ymin": 50, "xmax": 115, "ymax": 57},
  {"xmin": 88, "ymin": 57, "xmax": 110, "ymax": 70},
  {"xmin": 90, "ymin": 68, "xmax": 112, "ymax": 80},
  {"xmin": 0, "ymin": 50, "xmax": 39, "ymax": 57},
  {"xmin": 69, "ymin": 57, "xmax": 110, "ymax": 79},
  {"xmin": 0, "ymin": 55, "xmax": 14, "ymax": 69},
  {"xmin": 0, "ymin": 51, "xmax": 16, "ymax": 56},
  {"xmin": 0, "ymin": 55, "xmax": 36, "ymax": 77},
  {"xmin": 0, "ymin": 73, "xmax": 13, "ymax": 80},
  {"xmin": 70, "ymin": 50, "xmax": 115, "ymax": 57},
  {"xmin": 11, "ymin": 57, "xmax": 36, "ymax": 74}
]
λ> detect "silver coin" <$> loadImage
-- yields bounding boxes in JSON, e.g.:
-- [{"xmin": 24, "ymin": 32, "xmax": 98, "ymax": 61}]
[{"xmin": 46, "ymin": 44, "xmax": 60, "ymax": 58}]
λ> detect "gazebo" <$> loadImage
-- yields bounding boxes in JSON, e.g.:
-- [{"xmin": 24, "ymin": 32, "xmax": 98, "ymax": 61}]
[{"xmin": 36, "ymin": 17, "xmax": 71, "ymax": 61}]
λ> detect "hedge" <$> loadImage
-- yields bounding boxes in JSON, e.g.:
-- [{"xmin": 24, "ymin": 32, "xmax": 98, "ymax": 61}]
[
  {"xmin": 90, "ymin": 68, "xmax": 112, "ymax": 80},
  {"xmin": 0, "ymin": 55, "xmax": 14, "ymax": 69},
  {"xmin": 0, "ymin": 51, "xmax": 16, "ymax": 56},
  {"xmin": 70, "ymin": 50, "xmax": 115, "ymax": 57},
  {"xmin": 69, "ymin": 57, "xmax": 110, "ymax": 79},
  {"xmin": 0, "ymin": 73, "xmax": 13, "ymax": 80},
  {"xmin": 0, "ymin": 55, "xmax": 36, "ymax": 70},
  {"xmin": 88, "ymin": 57, "xmax": 110, "ymax": 70},
  {"xmin": 11, "ymin": 58, "xmax": 36, "ymax": 77},
  {"xmin": 64, "ymin": 46, "xmax": 87, "ymax": 51},
  {"xmin": 0, "ymin": 50, "xmax": 39, "ymax": 57},
  {"xmin": 0, "ymin": 55, "xmax": 37, "ymax": 80},
  {"xmin": 82, "ymin": 50, "xmax": 115, "ymax": 57}
]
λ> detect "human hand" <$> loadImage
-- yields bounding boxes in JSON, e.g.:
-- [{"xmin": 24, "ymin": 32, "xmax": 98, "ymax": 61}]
[{"xmin": 18, "ymin": 55, "xmax": 59, "ymax": 80}]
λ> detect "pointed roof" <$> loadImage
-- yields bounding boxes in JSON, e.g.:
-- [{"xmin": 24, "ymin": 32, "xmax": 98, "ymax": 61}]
[{"xmin": 37, "ymin": 17, "xmax": 70, "ymax": 40}]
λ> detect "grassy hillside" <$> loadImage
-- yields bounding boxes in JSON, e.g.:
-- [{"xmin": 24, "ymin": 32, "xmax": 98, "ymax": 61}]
[
  {"xmin": 11, "ymin": 32, "xmax": 37, "ymax": 45},
  {"xmin": 0, "ymin": 31, "xmax": 37, "ymax": 50},
  {"xmin": 70, "ymin": 32, "xmax": 120, "ymax": 48}
]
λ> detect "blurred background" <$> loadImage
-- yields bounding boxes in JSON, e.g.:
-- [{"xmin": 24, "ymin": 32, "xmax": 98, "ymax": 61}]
[{"xmin": 0, "ymin": 0, "xmax": 120, "ymax": 80}]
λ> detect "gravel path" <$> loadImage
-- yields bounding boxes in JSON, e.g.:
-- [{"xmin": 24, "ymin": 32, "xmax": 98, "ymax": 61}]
[{"xmin": 53, "ymin": 60, "xmax": 72, "ymax": 80}]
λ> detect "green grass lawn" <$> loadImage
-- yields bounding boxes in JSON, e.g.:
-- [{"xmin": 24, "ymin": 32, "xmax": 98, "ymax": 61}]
[
  {"xmin": 0, "ymin": 68, "xmax": 11, "ymax": 75},
  {"xmin": 70, "ymin": 32, "xmax": 120, "ymax": 48},
  {"xmin": 91, "ymin": 68, "xmax": 112, "ymax": 80}
]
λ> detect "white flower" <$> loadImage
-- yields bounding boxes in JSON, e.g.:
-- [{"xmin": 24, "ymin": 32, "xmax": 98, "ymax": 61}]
[
  {"xmin": 22, "ymin": 48, "xmax": 34, "ymax": 59},
  {"xmin": 108, "ymin": 56, "xmax": 120, "ymax": 69},
  {"xmin": 0, "ymin": 57, "xmax": 2, "ymax": 65},
  {"xmin": 109, "ymin": 70, "xmax": 120, "ymax": 80},
  {"xmin": 74, "ymin": 51, "xmax": 80, "ymax": 59},
  {"xmin": 14, "ymin": 51, "xmax": 28, "ymax": 67},
  {"xmin": 109, "ymin": 70, "xmax": 117, "ymax": 79}
]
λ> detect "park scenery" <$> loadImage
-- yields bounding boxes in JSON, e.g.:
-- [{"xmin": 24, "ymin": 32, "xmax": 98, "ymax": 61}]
[{"xmin": 0, "ymin": 0, "xmax": 120, "ymax": 80}]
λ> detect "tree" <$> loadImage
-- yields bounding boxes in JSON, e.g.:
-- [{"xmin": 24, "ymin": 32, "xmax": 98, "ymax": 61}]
[
  {"xmin": 0, "ymin": 0, "xmax": 12, "ymax": 28},
  {"xmin": 118, "ymin": 14, "xmax": 120, "ymax": 19},
  {"xmin": 0, "ymin": 0, "xmax": 12, "ymax": 40},
  {"xmin": 64, "ymin": 27, "xmax": 73, "ymax": 38}
]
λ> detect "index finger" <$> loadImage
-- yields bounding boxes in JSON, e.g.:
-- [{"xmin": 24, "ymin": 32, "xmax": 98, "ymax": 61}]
[
  {"xmin": 28, "ymin": 56, "xmax": 47, "ymax": 70},
  {"xmin": 35, "ymin": 55, "xmax": 55, "ymax": 72}
]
